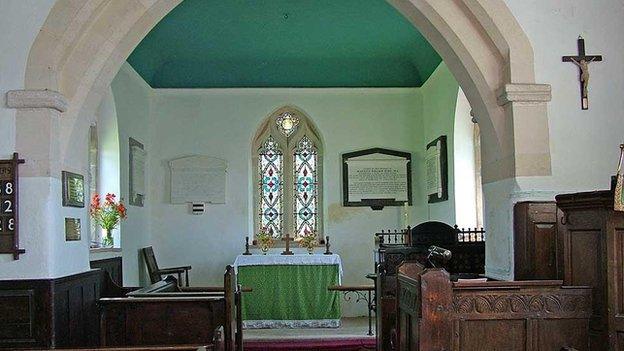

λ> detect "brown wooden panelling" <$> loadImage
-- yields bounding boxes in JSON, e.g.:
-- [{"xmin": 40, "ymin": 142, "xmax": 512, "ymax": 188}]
[
  {"xmin": 459, "ymin": 319, "xmax": 527, "ymax": 351},
  {"xmin": 0, "ymin": 279, "xmax": 53, "ymax": 349},
  {"xmin": 395, "ymin": 261, "xmax": 593, "ymax": 351},
  {"xmin": 0, "ymin": 269, "xmax": 121, "ymax": 349},
  {"xmin": 514, "ymin": 202, "xmax": 560, "ymax": 280},
  {"xmin": 90, "ymin": 257, "xmax": 123, "ymax": 286}
]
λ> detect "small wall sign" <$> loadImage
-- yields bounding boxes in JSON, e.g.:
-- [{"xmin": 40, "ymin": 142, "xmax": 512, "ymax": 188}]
[
  {"xmin": 0, "ymin": 153, "xmax": 25, "ymax": 259},
  {"xmin": 64, "ymin": 218, "xmax": 82, "ymax": 241},
  {"xmin": 62, "ymin": 171, "xmax": 85, "ymax": 208}
]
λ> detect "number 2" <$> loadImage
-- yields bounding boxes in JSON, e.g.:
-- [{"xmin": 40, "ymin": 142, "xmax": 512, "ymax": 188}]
[{"xmin": 3, "ymin": 200, "xmax": 12, "ymax": 213}]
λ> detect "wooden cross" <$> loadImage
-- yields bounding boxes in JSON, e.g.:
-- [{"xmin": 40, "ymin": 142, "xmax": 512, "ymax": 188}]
[
  {"xmin": 562, "ymin": 36, "xmax": 602, "ymax": 110},
  {"xmin": 281, "ymin": 233, "xmax": 294, "ymax": 255}
]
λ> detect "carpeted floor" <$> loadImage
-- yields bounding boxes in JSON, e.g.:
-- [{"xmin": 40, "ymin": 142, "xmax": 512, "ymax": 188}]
[
  {"xmin": 244, "ymin": 338, "xmax": 375, "ymax": 351},
  {"xmin": 243, "ymin": 317, "xmax": 375, "ymax": 351}
]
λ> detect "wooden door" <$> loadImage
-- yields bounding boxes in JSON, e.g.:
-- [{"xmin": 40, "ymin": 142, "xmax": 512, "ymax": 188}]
[
  {"xmin": 514, "ymin": 202, "xmax": 559, "ymax": 280},
  {"xmin": 558, "ymin": 207, "xmax": 608, "ymax": 350}
]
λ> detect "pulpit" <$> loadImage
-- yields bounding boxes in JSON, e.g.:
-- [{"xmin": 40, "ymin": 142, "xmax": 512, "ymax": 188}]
[{"xmin": 233, "ymin": 254, "xmax": 342, "ymax": 328}]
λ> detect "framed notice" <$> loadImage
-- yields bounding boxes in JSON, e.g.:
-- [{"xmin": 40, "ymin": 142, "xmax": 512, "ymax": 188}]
[
  {"xmin": 129, "ymin": 138, "xmax": 146, "ymax": 207},
  {"xmin": 425, "ymin": 135, "xmax": 448, "ymax": 203},
  {"xmin": 342, "ymin": 148, "xmax": 412, "ymax": 210},
  {"xmin": 62, "ymin": 171, "xmax": 85, "ymax": 207}
]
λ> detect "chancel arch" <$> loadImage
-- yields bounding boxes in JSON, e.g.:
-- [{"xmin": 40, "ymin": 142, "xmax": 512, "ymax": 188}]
[
  {"xmin": 252, "ymin": 106, "xmax": 323, "ymax": 241},
  {"xmin": 12, "ymin": 0, "xmax": 552, "ymax": 279}
]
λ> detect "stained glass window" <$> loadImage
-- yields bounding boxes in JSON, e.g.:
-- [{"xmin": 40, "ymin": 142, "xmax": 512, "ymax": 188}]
[
  {"xmin": 293, "ymin": 136, "xmax": 318, "ymax": 237},
  {"xmin": 258, "ymin": 136, "xmax": 283, "ymax": 238},
  {"xmin": 254, "ymin": 108, "xmax": 322, "ymax": 242}
]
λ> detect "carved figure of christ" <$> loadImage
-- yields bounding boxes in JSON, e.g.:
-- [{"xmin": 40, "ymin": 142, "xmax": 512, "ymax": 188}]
[{"xmin": 562, "ymin": 36, "xmax": 602, "ymax": 110}]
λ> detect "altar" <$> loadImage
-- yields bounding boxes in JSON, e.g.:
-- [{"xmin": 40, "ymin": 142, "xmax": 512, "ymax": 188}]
[{"xmin": 233, "ymin": 254, "xmax": 343, "ymax": 329}]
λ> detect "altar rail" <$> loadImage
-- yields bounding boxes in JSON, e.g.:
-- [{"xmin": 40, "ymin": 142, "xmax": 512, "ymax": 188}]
[
  {"xmin": 395, "ymin": 262, "xmax": 592, "ymax": 351},
  {"xmin": 375, "ymin": 225, "xmax": 485, "ymax": 247}
]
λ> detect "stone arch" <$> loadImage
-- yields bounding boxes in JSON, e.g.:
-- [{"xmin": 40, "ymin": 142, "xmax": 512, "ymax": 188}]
[{"xmin": 10, "ymin": 0, "xmax": 552, "ymax": 279}]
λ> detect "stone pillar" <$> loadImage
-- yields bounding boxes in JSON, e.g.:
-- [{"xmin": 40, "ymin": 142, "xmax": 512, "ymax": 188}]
[
  {"xmin": 2, "ymin": 90, "xmax": 69, "ymax": 278},
  {"xmin": 482, "ymin": 83, "xmax": 552, "ymax": 280}
]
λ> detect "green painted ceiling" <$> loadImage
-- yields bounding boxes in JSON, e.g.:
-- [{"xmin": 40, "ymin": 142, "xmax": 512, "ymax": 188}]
[{"xmin": 127, "ymin": 0, "xmax": 441, "ymax": 88}]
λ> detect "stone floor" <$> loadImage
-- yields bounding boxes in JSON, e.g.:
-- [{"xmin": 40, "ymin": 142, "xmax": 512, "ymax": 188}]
[{"xmin": 244, "ymin": 317, "xmax": 375, "ymax": 340}]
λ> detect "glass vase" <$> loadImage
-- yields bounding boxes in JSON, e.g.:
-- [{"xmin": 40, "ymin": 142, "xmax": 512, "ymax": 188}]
[
  {"xmin": 307, "ymin": 246, "xmax": 314, "ymax": 255},
  {"xmin": 102, "ymin": 229, "xmax": 114, "ymax": 247}
]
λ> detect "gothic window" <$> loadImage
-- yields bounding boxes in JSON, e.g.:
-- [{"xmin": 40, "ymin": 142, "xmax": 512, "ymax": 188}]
[{"xmin": 253, "ymin": 107, "xmax": 323, "ymax": 241}]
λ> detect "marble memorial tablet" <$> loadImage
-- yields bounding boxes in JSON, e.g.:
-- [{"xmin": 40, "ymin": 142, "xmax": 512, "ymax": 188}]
[{"xmin": 170, "ymin": 156, "xmax": 227, "ymax": 204}]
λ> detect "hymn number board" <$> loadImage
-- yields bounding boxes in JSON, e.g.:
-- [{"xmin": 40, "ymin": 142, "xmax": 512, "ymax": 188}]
[{"xmin": 0, "ymin": 153, "xmax": 25, "ymax": 259}]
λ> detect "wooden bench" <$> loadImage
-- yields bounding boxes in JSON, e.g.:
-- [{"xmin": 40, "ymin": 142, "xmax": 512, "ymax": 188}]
[
  {"xmin": 395, "ymin": 261, "xmax": 592, "ymax": 350},
  {"xmin": 99, "ymin": 266, "xmax": 243, "ymax": 351}
]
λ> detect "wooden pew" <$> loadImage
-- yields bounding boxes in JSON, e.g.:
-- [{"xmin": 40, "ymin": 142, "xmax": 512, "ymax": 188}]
[
  {"xmin": 395, "ymin": 261, "xmax": 593, "ymax": 351},
  {"xmin": 99, "ymin": 266, "xmax": 243, "ymax": 351}
]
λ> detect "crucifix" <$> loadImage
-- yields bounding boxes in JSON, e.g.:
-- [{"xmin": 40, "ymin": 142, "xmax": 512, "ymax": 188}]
[
  {"xmin": 562, "ymin": 36, "xmax": 603, "ymax": 110},
  {"xmin": 281, "ymin": 233, "xmax": 294, "ymax": 255}
]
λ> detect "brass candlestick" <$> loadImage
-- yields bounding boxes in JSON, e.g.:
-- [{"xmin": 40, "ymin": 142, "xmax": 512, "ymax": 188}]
[
  {"xmin": 324, "ymin": 235, "xmax": 332, "ymax": 255},
  {"xmin": 243, "ymin": 236, "xmax": 252, "ymax": 255}
]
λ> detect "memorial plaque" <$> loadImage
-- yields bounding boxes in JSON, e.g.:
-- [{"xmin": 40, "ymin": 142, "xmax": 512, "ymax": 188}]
[
  {"xmin": 62, "ymin": 171, "xmax": 85, "ymax": 207},
  {"xmin": 170, "ymin": 156, "xmax": 227, "ymax": 204},
  {"xmin": 64, "ymin": 218, "xmax": 81, "ymax": 241},
  {"xmin": 426, "ymin": 136, "xmax": 448, "ymax": 203},
  {"xmin": 342, "ymin": 148, "xmax": 412, "ymax": 210},
  {"xmin": 0, "ymin": 153, "xmax": 25, "ymax": 259}
]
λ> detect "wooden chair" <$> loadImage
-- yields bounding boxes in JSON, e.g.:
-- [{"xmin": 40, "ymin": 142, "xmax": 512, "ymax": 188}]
[{"xmin": 141, "ymin": 246, "xmax": 192, "ymax": 286}]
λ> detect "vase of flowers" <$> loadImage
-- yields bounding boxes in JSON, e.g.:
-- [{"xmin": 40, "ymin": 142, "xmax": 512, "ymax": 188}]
[
  {"xmin": 296, "ymin": 229, "xmax": 317, "ymax": 254},
  {"xmin": 89, "ymin": 193, "xmax": 127, "ymax": 247},
  {"xmin": 256, "ymin": 227, "xmax": 274, "ymax": 254}
]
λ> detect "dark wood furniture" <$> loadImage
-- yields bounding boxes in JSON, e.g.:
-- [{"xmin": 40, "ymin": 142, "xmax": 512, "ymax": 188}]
[
  {"xmin": 556, "ymin": 190, "xmax": 624, "ymax": 350},
  {"xmin": 90, "ymin": 256, "xmax": 123, "ymax": 286},
  {"xmin": 374, "ymin": 221, "xmax": 485, "ymax": 351},
  {"xmin": 396, "ymin": 261, "xmax": 592, "ymax": 350},
  {"xmin": 99, "ymin": 265, "xmax": 243, "ymax": 351},
  {"xmin": 0, "ymin": 269, "xmax": 133, "ymax": 349},
  {"xmin": 514, "ymin": 201, "xmax": 561, "ymax": 280},
  {"xmin": 141, "ymin": 246, "xmax": 192, "ymax": 286}
]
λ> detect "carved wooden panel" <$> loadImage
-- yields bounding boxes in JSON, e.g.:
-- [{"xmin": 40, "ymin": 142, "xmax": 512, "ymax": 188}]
[
  {"xmin": 458, "ymin": 319, "xmax": 526, "ymax": 351},
  {"xmin": 91, "ymin": 257, "xmax": 123, "ymax": 286}
]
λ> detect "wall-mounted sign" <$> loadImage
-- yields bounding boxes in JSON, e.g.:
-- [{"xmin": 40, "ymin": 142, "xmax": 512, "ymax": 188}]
[
  {"xmin": 62, "ymin": 171, "xmax": 85, "ymax": 208},
  {"xmin": 0, "ymin": 153, "xmax": 25, "ymax": 259},
  {"xmin": 64, "ymin": 218, "xmax": 82, "ymax": 241},
  {"xmin": 425, "ymin": 135, "xmax": 448, "ymax": 203},
  {"xmin": 342, "ymin": 148, "xmax": 412, "ymax": 210}
]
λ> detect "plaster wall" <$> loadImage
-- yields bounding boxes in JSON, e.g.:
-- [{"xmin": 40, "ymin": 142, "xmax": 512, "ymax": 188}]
[
  {"xmin": 0, "ymin": 0, "xmax": 61, "ymax": 278},
  {"xmin": 110, "ymin": 65, "xmax": 153, "ymax": 286}
]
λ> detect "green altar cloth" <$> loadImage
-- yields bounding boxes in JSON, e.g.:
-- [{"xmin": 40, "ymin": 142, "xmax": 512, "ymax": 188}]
[{"xmin": 238, "ymin": 264, "xmax": 341, "ymax": 328}]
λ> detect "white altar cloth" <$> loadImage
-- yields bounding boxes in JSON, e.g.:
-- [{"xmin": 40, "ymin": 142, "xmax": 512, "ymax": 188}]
[{"xmin": 233, "ymin": 254, "xmax": 343, "ymax": 283}]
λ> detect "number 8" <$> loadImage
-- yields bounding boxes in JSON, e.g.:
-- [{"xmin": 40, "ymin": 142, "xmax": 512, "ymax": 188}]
[
  {"xmin": 5, "ymin": 182, "xmax": 13, "ymax": 195},
  {"xmin": 8, "ymin": 218, "xmax": 14, "ymax": 231}
]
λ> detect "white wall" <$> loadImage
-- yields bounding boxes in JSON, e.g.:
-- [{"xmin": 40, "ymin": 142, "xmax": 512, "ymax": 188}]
[
  {"xmin": 453, "ymin": 88, "xmax": 478, "ymax": 228},
  {"xmin": 110, "ymin": 65, "xmax": 154, "ymax": 286},
  {"xmin": 420, "ymin": 64, "xmax": 460, "ymax": 224},
  {"xmin": 0, "ymin": 0, "xmax": 58, "ymax": 278}
]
